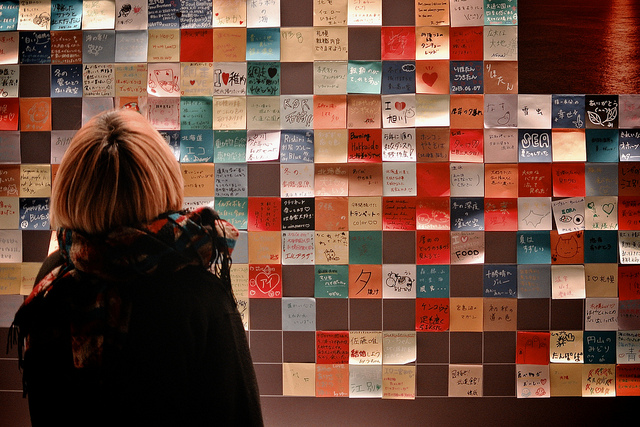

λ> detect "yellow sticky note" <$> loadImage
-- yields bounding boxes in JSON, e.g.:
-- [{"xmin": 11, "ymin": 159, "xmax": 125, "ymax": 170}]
[
  {"xmin": 213, "ymin": 0, "xmax": 246, "ymax": 27},
  {"xmin": 585, "ymin": 263, "xmax": 618, "ymax": 297},
  {"xmin": 20, "ymin": 262, "xmax": 41, "ymax": 295},
  {"xmin": 348, "ymin": 196, "xmax": 382, "ymax": 231},
  {"xmin": 283, "ymin": 363, "xmax": 316, "ymax": 396},
  {"xmin": 349, "ymin": 330, "xmax": 383, "ymax": 365},
  {"xmin": 315, "ymin": 231, "xmax": 349, "ymax": 265},
  {"xmin": 280, "ymin": 27, "xmax": 314, "ymax": 62},
  {"xmin": 0, "ymin": 197, "xmax": 19, "ymax": 229},
  {"xmin": 180, "ymin": 63, "xmax": 214, "ymax": 97},
  {"xmin": 449, "ymin": 364, "xmax": 482, "ymax": 397},
  {"xmin": 181, "ymin": 163, "xmax": 215, "ymax": 198},
  {"xmin": 550, "ymin": 364, "xmax": 582, "ymax": 397},
  {"xmin": 314, "ymin": 27, "xmax": 349, "ymax": 61},
  {"xmin": 383, "ymin": 366, "xmax": 416, "ymax": 400},
  {"xmin": 582, "ymin": 365, "xmax": 616, "ymax": 397},
  {"xmin": 20, "ymin": 164, "xmax": 51, "ymax": 198},
  {"xmin": 147, "ymin": 30, "xmax": 180, "ymax": 63},
  {"xmin": 552, "ymin": 129, "xmax": 587, "ymax": 162},
  {"xmin": 550, "ymin": 331, "xmax": 584, "ymax": 363},
  {"xmin": 0, "ymin": 263, "xmax": 21, "ymax": 295},
  {"xmin": 214, "ymin": 96, "xmax": 246, "ymax": 130},
  {"xmin": 248, "ymin": 230, "xmax": 281, "ymax": 264},
  {"xmin": 314, "ymin": 129, "xmax": 348, "ymax": 163},
  {"xmin": 115, "ymin": 63, "xmax": 148, "ymax": 97},
  {"xmin": 313, "ymin": 0, "xmax": 348, "ymax": 26}
]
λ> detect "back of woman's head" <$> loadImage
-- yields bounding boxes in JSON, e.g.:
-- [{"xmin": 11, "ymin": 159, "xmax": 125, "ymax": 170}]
[{"xmin": 51, "ymin": 109, "xmax": 184, "ymax": 234}]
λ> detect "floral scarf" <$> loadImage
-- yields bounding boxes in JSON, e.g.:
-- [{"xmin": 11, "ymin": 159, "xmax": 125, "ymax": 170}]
[{"xmin": 10, "ymin": 207, "xmax": 238, "ymax": 374}]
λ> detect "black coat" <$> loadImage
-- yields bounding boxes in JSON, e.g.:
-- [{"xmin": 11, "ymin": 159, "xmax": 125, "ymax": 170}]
[{"xmin": 23, "ymin": 251, "xmax": 263, "ymax": 427}]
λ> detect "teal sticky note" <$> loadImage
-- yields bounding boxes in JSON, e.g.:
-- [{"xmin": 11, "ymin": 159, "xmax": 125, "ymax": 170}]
[
  {"xmin": 585, "ymin": 163, "xmax": 618, "ymax": 196},
  {"xmin": 347, "ymin": 61, "xmax": 382, "ymax": 94},
  {"xmin": 179, "ymin": 130, "xmax": 214, "ymax": 163},
  {"xmin": 315, "ymin": 265, "xmax": 349, "ymax": 298},
  {"xmin": 416, "ymin": 265, "xmax": 450, "ymax": 298},
  {"xmin": 584, "ymin": 230, "xmax": 618, "ymax": 263},
  {"xmin": 214, "ymin": 130, "xmax": 247, "ymax": 163},
  {"xmin": 349, "ymin": 231, "xmax": 382, "ymax": 264},
  {"xmin": 0, "ymin": 2, "xmax": 19, "ymax": 31},
  {"xmin": 214, "ymin": 197, "xmax": 248, "ymax": 230},
  {"xmin": 246, "ymin": 28, "xmax": 280, "ymax": 61},
  {"xmin": 247, "ymin": 61, "xmax": 280, "ymax": 96},
  {"xmin": 586, "ymin": 129, "xmax": 618, "ymax": 163},
  {"xmin": 51, "ymin": 0, "xmax": 82, "ymax": 31},
  {"xmin": 180, "ymin": 97, "xmax": 213, "ymax": 130},
  {"xmin": 517, "ymin": 231, "xmax": 551, "ymax": 264},
  {"xmin": 517, "ymin": 264, "xmax": 551, "ymax": 298}
]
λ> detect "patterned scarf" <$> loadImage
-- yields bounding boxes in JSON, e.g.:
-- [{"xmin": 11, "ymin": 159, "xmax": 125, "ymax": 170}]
[{"xmin": 10, "ymin": 207, "xmax": 238, "ymax": 373}]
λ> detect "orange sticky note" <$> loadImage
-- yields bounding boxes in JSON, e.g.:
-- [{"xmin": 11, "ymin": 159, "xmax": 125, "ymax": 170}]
[
  {"xmin": 213, "ymin": 28, "xmax": 246, "ymax": 61},
  {"xmin": 485, "ymin": 163, "xmax": 518, "ymax": 198},
  {"xmin": 550, "ymin": 231, "xmax": 584, "ymax": 265},
  {"xmin": 315, "ymin": 163, "xmax": 349, "ymax": 196},
  {"xmin": 552, "ymin": 163, "xmax": 585, "ymax": 197},
  {"xmin": 616, "ymin": 364, "xmax": 640, "ymax": 396},
  {"xmin": 416, "ymin": 230, "xmax": 450, "ymax": 265},
  {"xmin": 415, "ymin": 298, "xmax": 449, "ymax": 332},
  {"xmin": 415, "ymin": 60, "xmax": 449, "ymax": 94},
  {"xmin": 383, "ymin": 197, "xmax": 416, "ymax": 231},
  {"xmin": 516, "ymin": 331, "xmax": 550, "ymax": 365},
  {"xmin": 19, "ymin": 98, "xmax": 51, "ymax": 131},
  {"xmin": 348, "ymin": 264, "xmax": 382, "ymax": 298},
  {"xmin": 180, "ymin": 29, "xmax": 213, "ymax": 62},
  {"xmin": 314, "ymin": 95, "xmax": 347, "ymax": 129},
  {"xmin": 484, "ymin": 61, "xmax": 518, "ymax": 94},
  {"xmin": 449, "ymin": 94, "xmax": 484, "ymax": 129},
  {"xmin": 315, "ymin": 196, "xmax": 349, "ymax": 231},
  {"xmin": 247, "ymin": 197, "xmax": 281, "ymax": 231},
  {"xmin": 248, "ymin": 231, "xmax": 281, "ymax": 264},
  {"xmin": 381, "ymin": 27, "xmax": 416, "ymax": 60},
  {"xmin": 449, "ymin": 297, "xmax": 483, "ymax": 332},
  {"xmin": 417, "ymin": 163, "xmax": 450, "ymax": 197},
  {"xmin": 181, "ymin": 163, "xmax": 215, "ymax": 197},
  {"xmin": 416, "ymin": 127, "xmax": 449, "ymax": 162}
]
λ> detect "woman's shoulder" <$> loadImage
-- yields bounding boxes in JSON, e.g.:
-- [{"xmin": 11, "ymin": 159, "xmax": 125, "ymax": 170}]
[{"xmin": 35, "ymin": 250, "xmax": 65, "ymax": 283}]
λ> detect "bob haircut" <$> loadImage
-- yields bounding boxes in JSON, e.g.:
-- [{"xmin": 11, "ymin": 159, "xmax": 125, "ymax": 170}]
[{"xmin": 51, "ymin": 109, "xmax": 184, "ymax": 235}]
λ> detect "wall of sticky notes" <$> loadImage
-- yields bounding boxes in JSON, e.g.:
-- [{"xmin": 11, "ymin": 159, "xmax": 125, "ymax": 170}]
[{"xmin": 1, "ymin": 0, "xmax": 639, "ymax": 425}]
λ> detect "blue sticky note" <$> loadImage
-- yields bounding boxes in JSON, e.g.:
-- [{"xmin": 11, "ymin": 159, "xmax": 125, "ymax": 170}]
[
  {"xmin": 214, "ymin": 163, "xmax": 247, "ymax": 197},
  {"xmin": 483, "ymin": 264, "xmax": 517, "ymax": 298},
  {"xmin": 584, "ymin": 331, "xmax": 616, "ymax": 364},
  {"xmin": 450, "ymin": 198, "xmax": 484, "ymax": 231},
  {"xmin": 51, "ymin": 0, "xmax": 83, "ymax": 31},
  {"xmin": 315, "ymin": 265, "xmax": 349, "ymax": 298},
  {"xmin": 180, "ymin": 97, "xmax": 213, "ymax": 130},
  {"xmin": 214, "ymin": 197, "xmax": 248, "ymax": 230},
  {"xmin": 619, "ymin": 129, "xmax": 640, "ymax": 162},
  {"xmin": 349, "ymin": 231, "xmax": 382, "ymax": 264},
  {"xmin": 19, "ymin": 198, "xmax": 49, "ymax": 230},
  {"xmin": 347, "ymin": 61, "xmax": 382, "ymax": 94},
  {"xmin": 518, "ymin": 129, "xmax": 552, "ymax": 162},
  {"xmin": 450, "ymin": 61, "xmax": 483, "ymax": 94},
  {"xmin": 280, "ymin": 130, "xmax": 314, "ymax": 163},
  {"xmin": 282, "ymin": 297, "xmax": 316, "ymax": 331},
  {"xmin": 246, "ymin": 28, "xmax": 280, "ymax": 61},
  {"xmin": 214, "ymin": 130, "xmax": 247, "ymax": 163},
  {"xmin": 586, "ymin": 129, "xmax": 618, "ymax": 163},
  {"xmin": 179, "ymin": 130, "xmax": 214, "ymax": 163},
  {"xmin": 584, "ymin": 230, "xmax": 618, "ymax": 263},
  {"xmin": 517, "ymin": 231, "xmax": 551, "ymax": 264},
  {"xmin": 82, "ymin": 31, "xmax": 116, "ymax": 63},
  {"xmin": 416, "ymin": 265, "xmax": 450, "ymax": 298},
  {"xmin": 19, "ymin": 31, "xmax": 50, "ymax": 64},
  {"xmin": 247, "ymin": 61, "xmax": 280, "ymax": 96},
  {"xmin": 51, "ymin": 64, "xmax": 82, "ymax": 98},
  {"xmin": 0, "ymin": 2, "xmax": 19, "ymax": 31},
  {"xmin": 115, "ymin": 30, "xmax": 148, "ymax": 63},
  {"xmin": 517, "ymin": 264, "xmax": 551, "ymax": 298},
  {"xmin": 551, "ymin": 94, "xmax": 585, "ymax": 129},
  {"xmin": 159, "ymin": 130, "xmax": 181, "ymax": 161},
  {"xmin": 382, "ymin": 61, "xmax": 416, "ymax": 94},
  {"xmin": 179, "ymin": 0, "xmax": 213, "ymax": 29},
  {"xmin": 148, "ymin": 0, "xmax": 180, "ymax": 29}
]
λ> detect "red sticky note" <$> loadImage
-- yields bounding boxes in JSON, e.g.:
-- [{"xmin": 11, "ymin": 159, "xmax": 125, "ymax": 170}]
[
  {"xmin": 550, "ymin": 230, "xmax": 584, "ymax": 265},
  {"xmin": 381, "ymin": 27, "xmax": 416, "ymax": 60},
  {"xmin": 180, "ymin": 29, "xmax": 214, "ymax": 62},
  {"xmin": 616, "ymin": 364, "xmax": 640, "ymax": 396},
  {"xmin": 516, "ymin": 331, "xmax": 550, "ymax": 365},
  {"xmin": 248, "ymin": 197, "xmax": 281, "ymax": 231},
  {"xmin": 20, "ymin": 98, "xmax": 52, "ymax": 132},
  {"xmin": 484, "ymin": 198, "xmax": 518, "ymax": 231},
  {"xmin": 552, "ymin": 162, "xmax": 585, "ymax": 197},
  {"xmin": 383, "ymin": 197, "xmax": 416, "ymax": 230},
  {"xmin": 450, "ymin": 129, "xmax": 483, "ymax": 163},
  {"xmin": 248, "ymin": 264, "xmax": 282, "ymax": 298},
  {"xmin": 619, "ymin": 163, "xmax": 640, "ymax": 197},
  {"xmin": 416, "ymin": 230, "xmax": 450, "ymax": 265},
  {"xmin": 415, "ymin": 298, "xmax": 450, "ymax": 331},
  {"xmin": 618, "ymin": 197, "xmax": 640, "ymax": 230},
  {"xmin": 348, "ymin": 129, "xmax": 382, "ymax": 163},
  {"xmin": 619, "ymin": 265, "xmax": 640, "ymax": 301},
  {"xmin": 316, "ymin": 331, "xmax": 349, "ymax": 364},
  {"xmin": 416, "ymin": 197, "xmax": 450, "ymax": 230},
  {"xmin": 417, "ymin": 163, "xmax": 450, "ymax": 197},
  {"xmin": 449, "ymin": 26, "xmax": 483, "ymax": 61},
  {"xmin": 519, "ymin": 163, "xmax": 552, "ymax": 197},
  {"xmin": 0, "ymin": 98, "xmax": 20, "ymax": 131}
]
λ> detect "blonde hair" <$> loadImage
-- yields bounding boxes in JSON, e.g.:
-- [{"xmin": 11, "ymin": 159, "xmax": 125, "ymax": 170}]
[{"xmin": 51, "ymin": 109, "xmax": 184, "ymax": 234}]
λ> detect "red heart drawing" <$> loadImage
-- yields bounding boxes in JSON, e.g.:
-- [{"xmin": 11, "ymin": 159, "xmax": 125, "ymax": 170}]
[
  {"xmin": 255, "ymin": 272, "xmax": 280, "ymax": 295},
  {"xmin": 395, "ymin": 102, "xmax": 406, "ymax": 111},
  {"xmin": 422, "ymin": 72, "xmax": 438, "ymax": 87},
  {"xmin": 190, "ymin": 80, "xmax": 195, "ymax": 85},
  {"xmin": 239, "ymin": 21, "xmax": 243, "ymax": 25},
  {"xmin": 222, "ymin": 72, "xmax": 229, "ymax": 85},
  {"xmin": 540, "ymin": 379, "xmax": 547, "ymax": 385}
]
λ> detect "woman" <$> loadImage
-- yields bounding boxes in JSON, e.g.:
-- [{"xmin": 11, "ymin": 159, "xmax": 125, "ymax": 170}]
[{"xmin": 10, "ymin": 109, "xmax": 263, "ymax": 426}]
